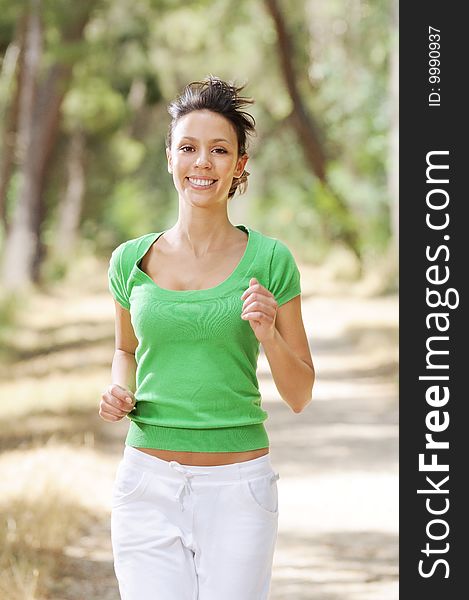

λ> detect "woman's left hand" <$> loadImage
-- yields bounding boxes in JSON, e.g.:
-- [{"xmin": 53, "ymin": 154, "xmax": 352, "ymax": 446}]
[{"xmin": 240, "ymin": 277, "xmax": 278, "ymax": 344}]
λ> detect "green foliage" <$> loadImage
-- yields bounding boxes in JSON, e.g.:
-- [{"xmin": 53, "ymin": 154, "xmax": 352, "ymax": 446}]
[
  {"xmin": 106, "ymin": 179, "xmax": 157, "ymax": 239},
  {"xmin": 1, "ymin": 0, "xmax": 394, "ymax": 267},
  {"xmin": 111, "ymin": 133, "xmax": 146, "ymax": 173},
  {"xmin": 63, "ymin": 77, "xmax": 128, "ymax": 133}
]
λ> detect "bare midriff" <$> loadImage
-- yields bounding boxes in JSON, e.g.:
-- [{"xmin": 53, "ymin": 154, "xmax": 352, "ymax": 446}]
[{"xmin": 132, "ymin": 447, "xmax": 270, "ymax": 466}]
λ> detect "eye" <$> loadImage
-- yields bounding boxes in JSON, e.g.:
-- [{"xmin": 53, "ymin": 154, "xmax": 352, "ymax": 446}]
[{"xmin": 178, "ymin": 145, "xmax": 228, "ymax": 154}]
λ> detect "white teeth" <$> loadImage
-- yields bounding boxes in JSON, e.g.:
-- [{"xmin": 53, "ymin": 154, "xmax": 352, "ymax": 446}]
[{"xmin": 188, "ymin": 178, "xmax": 216, "ymax": 187}]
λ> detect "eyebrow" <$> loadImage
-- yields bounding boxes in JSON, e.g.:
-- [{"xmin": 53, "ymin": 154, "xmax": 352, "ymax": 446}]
[{"xmin": 179, "ymin": 136, "xmax": 232, "ymax": 145}]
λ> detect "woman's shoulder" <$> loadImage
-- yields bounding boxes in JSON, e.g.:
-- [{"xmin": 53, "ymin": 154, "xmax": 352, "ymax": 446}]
[
  {"xmin": 251, "ymin": 227, "xmax": 294, "ymax": 257},
  {"xmin": 110, "ymin": 231, "xmax": 161, "ymax": 263},
  {"xmin": 252, "ymin": 230, "xmax": 301, "ymax": 305}
]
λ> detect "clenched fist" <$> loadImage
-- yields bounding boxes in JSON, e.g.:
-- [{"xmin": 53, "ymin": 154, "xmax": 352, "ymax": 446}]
[
  {"xmin": 240, "ymin": 277, "xmax": 278, "ymax": 344},
  {"xmin": 99, "ymin": 384, "xmax": 136, "ymax": 422}
]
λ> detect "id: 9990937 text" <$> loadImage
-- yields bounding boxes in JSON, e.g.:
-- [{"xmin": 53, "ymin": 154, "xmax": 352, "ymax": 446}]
[{"xmin": 428, "ymin": 26, "xmax": 441, "ymax": 107}]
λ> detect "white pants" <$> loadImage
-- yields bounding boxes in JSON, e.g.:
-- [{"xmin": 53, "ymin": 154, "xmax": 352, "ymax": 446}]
[{"xmin": 111, "ymin": 445, "xmax": 280, "ymax": 600}]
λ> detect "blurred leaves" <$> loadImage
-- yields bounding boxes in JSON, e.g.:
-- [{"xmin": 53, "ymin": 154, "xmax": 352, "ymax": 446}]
[{"xmin": 0, "ymin": 0, "xmax": 395, "ymax": 280}]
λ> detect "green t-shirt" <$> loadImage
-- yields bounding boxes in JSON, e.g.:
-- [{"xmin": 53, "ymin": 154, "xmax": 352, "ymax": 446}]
[{"xmin": 108, "ymin": 224, "xmax": 301, "ymax": 452}]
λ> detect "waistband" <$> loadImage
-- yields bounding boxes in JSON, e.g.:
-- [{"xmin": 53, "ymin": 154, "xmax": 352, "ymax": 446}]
[
  {"xmin": 125, "ymin": 420, "xmax": 270, "ymax": 453},
  {"xmin": 121, "ymin": 444, "xmax": 276, "ymax": 485}
]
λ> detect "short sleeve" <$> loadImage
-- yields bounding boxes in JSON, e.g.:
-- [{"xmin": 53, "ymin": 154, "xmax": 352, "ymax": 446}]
[
  {"xmin": 268, "ymin": 240, "xmax": 301, "ymax": 306},
  {"xmin": 108, "ymin": 242, "xmax": 131, "ymax": 310}
]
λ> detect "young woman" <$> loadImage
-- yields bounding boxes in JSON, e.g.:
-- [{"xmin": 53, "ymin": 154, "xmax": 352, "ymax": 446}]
[{"xmin": 100, "ymin": 76, "xmax": 315, "ymax": 600}]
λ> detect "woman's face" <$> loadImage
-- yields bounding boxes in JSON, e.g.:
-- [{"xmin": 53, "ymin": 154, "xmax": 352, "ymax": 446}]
[{"xmin": 166, "ymin": 109, "xmax": 248, "ymax": 206}]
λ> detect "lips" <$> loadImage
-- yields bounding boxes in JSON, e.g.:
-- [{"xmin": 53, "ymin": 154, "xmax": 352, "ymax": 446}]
[{"xmin": 187, "ymin": 177, "xmax": 217, "ymax": 188}]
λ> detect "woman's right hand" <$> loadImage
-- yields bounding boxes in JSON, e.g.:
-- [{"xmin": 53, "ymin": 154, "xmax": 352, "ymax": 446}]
[{"xmin": 99, "ymin": 384, "xmax": 136, "ymax": 422}]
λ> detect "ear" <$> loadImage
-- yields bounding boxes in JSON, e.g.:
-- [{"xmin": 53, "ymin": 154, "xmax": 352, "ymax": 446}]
[
  {"xmin": 233, "ymin": 154, "xmax": 249, "ymax": 178},
  {"xmin": 166, "ymin": 148, "xmax": 172, "ymax": 174}
]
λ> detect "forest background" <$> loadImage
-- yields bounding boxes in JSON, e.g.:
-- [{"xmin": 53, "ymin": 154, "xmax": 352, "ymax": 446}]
[
  {"xmin": 0, "ymin": 0, "xmax": 398, "ymax": 294},
  {"xmin": 0, "ymin": 1, "xmax": 398, "ymax": 598}
]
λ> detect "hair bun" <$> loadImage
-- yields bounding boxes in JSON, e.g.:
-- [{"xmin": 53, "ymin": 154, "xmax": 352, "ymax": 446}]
[{"xmin": 236, "ymin": 170, "xmax": 250, "ymax": 184}]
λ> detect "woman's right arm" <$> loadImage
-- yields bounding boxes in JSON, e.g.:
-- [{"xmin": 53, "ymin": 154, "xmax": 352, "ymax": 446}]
[{"xmin": 99, "ymin": 300, "xmax": 138, "ymax": 422}]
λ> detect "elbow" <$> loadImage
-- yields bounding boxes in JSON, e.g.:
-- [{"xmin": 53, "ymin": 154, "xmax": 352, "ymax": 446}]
[
  {"xmin": 291, "ymin": 393, "xmax": 313, "ymax": 414},
  {"xmin": 291, "ymin": 374, "xmax": 315, "ymax": 414},
  {"xmin": 115, "ymin": 347, "xmax": 136, "ymax": 357},
  {"xmin": 292, "ymin": 401, "xmax": 311, "ymax": 414}
]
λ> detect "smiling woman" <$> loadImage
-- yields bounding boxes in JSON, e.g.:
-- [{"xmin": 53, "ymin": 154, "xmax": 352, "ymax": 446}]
[
  {"xmin": 165, "ymin": 77, "xmax": 254, "ymax": 201},
  {"xmin": 102, "ymin": 75, "xmax": 315, "ymax": 600},
  {"xmin": 166, "ymin": 109, "xmax": 249, "ymax": 202}
]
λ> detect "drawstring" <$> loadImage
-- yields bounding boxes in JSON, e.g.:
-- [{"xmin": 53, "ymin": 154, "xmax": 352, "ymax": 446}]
[
  {"xmin": 168, "ymin": 462, "xmax": 280, "ymax": 511},
  {"xmin": 169, "ymin": 461, "xmax": 211, "ymax": 511}
]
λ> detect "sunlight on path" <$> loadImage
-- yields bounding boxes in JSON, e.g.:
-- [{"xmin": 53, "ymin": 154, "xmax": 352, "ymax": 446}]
[
  {"xmin": 0, "ymin": 272, "xmax": 398, "ymax": 599},
  {"xmin": 263, "ymin": 294, "xmax": 398, "ymax": 599}
]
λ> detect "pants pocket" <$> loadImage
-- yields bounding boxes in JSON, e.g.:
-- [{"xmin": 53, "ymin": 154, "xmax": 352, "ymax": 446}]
[
  {"xmin": 112, "ymin": 461, "xmax": 152, "ymax": 508},
  {"xmin": 241, "ymin": 471, "xmax": 280, "ymax": 518}
]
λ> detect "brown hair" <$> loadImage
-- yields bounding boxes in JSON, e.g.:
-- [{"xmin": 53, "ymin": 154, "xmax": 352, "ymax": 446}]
[{"xmin": 166, "ymin": 75, "xmax": 256, "ymax": 199}]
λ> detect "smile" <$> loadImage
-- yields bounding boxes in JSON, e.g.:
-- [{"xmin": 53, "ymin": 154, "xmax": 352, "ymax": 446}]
[{"xmin": 187, "ymin": 177, "xmax": 217, "ymax": 188}]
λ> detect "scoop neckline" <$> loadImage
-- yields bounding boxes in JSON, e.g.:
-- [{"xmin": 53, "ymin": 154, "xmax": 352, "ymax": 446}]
[{"xmin": 131, "ymin": 224, "xmax": 258, "ymax": 300}]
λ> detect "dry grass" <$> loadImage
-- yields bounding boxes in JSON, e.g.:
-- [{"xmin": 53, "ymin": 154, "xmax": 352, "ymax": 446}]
[
  {"xmin": 0, "ymin": 448, "xmax": 100, "ymax": 600},
  {"xmin": 0, "ymin": 259, "xmax": 119, "ymax": 598}
]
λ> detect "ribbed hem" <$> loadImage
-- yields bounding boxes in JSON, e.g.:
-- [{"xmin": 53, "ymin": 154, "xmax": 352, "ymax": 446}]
[{"xmin": 125, "ymin": 421, "xmax": 270, "ymax": 452}]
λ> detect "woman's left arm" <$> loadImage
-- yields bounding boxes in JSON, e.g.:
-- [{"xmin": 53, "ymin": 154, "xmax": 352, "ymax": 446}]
[{"xmin": 241, "ymin": 277, "xmax": 315, "ymax": 413}]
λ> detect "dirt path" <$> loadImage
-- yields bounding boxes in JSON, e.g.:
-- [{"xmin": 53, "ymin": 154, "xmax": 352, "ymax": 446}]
[
  {"xmin": 267, "ymin": 294, "xmax": 398, "ymax": 599},
  {"xmin": 1, "ymin": 269, "xmax": 398, "ymax": 599},
  {"xmin": 62, "ymin": 293, "xmax": 397, "ymax": 599}
]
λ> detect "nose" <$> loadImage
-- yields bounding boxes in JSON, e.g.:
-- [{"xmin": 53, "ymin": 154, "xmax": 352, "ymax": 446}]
[{"xmin": 194, "ymin": 152, "xmax": 211, "ymax": 168}]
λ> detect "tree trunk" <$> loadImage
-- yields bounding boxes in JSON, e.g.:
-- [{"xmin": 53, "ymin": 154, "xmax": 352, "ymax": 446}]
[
  {"xmin": 0, "ymin": 0, "xmax": 43, "ymax": 291},
  {"xmin": 1, "ymin": 1, "xmax": 96, "ymax": 291},
  {"xmin": 0, "ymin": 16, "xmax": 25, "ymax": 234},
  {"xmin": 53, "ymin": 128, "xmax": 86, "ymax": 260},
  {"xmin": 264, "ymin": 0, "xmax": 326, "ymax": 181},
  {"xmin": 29, "ymin": 62, "xmax": 82, "ymax": 282},
  {"xmin": 263, "ymin": 0, "xmax": 361, "ymax": 261}
]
